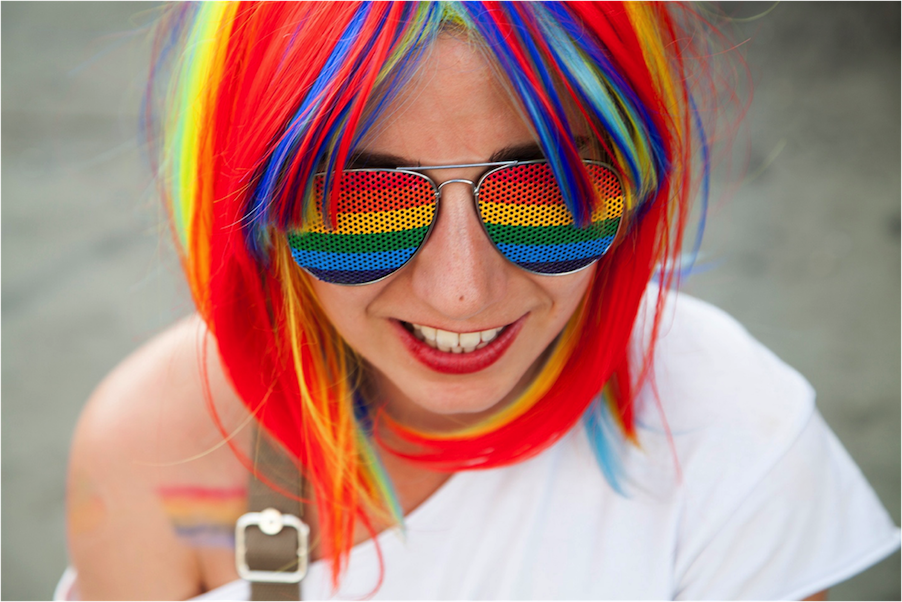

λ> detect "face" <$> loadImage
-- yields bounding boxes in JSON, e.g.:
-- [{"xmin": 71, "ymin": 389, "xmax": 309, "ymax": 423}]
[{"xmin": 309, "ymin": 36, "xmax": 595, "ymax": 431}]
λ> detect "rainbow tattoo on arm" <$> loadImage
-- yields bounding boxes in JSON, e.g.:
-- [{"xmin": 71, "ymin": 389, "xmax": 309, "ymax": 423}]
[{"xmin": 157, "ymin": 486, "xmax": 247, "ymax": 549}]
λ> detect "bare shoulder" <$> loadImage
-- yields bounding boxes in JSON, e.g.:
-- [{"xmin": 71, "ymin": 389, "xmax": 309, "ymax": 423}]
[{"xmin": 67, "ymin": 314, "xmax": 251, "ymax": 600}]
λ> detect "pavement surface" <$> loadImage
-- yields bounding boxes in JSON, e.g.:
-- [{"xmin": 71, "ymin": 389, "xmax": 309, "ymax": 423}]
[{"xmin": 2, "ymin": 3, "xmax": 899, "ymax": 600}]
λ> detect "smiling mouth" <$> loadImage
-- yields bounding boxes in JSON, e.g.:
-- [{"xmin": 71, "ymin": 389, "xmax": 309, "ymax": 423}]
[
  {"xmin": 394, "ymin": 316, "xmax": 526, "ymax": 375},
  {"xmin": 401, "ymin": 322, "xmax": 506, "ymax": 353}
]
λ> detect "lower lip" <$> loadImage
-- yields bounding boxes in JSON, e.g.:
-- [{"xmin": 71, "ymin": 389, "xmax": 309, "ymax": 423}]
[{"xmin": 393, "ymin": 316, "xmax": 526, "ymax": 375}]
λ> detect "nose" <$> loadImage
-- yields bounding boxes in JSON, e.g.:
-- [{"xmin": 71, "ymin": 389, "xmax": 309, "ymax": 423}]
[{"xmin": 407, "ymin": 180, "xmax": 509, "ymax": 321}]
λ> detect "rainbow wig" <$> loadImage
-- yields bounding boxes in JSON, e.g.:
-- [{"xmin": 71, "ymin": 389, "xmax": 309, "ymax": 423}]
[{"xmin": 145, "ymin": 1, "xmax": 723, "ymax": 588}]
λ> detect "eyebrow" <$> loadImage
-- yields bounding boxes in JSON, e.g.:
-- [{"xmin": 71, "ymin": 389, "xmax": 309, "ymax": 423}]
[
  {"xmin": 346, "ymin": 150, "xmax": 412, "ymax": 169},
  {"xmin": 346, "ymin": 136, "xmax": 591, "ymax": 169},
  {"xmin": 489, "ymin": 142, "xmax": 546, "ymax": 163}
]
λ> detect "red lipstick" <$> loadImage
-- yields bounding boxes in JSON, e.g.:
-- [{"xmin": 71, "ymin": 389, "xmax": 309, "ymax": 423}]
[{"xmin": 393, "ymin": 315, "xmax": 526, "ymax": 375}]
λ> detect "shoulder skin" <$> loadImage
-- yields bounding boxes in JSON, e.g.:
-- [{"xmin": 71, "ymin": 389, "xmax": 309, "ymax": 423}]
[{"xmin": 66, "ymin": 314, "xmax": 251, "ymax": 600}]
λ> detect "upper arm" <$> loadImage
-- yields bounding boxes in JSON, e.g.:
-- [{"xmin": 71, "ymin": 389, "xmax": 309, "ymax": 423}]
[
  {"xmin": 66, "ymin": 316, "xmax": 250, "ymax": 600},
  {"xmin": 67, "ymin": 346, "xmax": 202, "ymax": 599}
]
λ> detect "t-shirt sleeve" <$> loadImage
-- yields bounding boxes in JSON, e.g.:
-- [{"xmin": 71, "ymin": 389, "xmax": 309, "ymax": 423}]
[
  {"xmin": 633, "ymin": 292, "xmax": 901, "ymax": 600},
  {"xmin": 673, "ymin": 404, "xmax": 900, "ymax": 600}
]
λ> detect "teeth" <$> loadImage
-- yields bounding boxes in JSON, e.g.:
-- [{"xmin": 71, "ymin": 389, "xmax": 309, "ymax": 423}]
[
  {"xmin": 480, "ymin": 328, "xmax": 499, "ymax": 344},
  {"xmin": 408, "ymin": 323, "xmax": 504, "ymax": 354},
  {"xmin": 459, "ymin": 332, "xmax": 481, "ymax": 348},
  {"xmin": 435, "ymin": 329, "xmax": 459, "ymax": 349}
]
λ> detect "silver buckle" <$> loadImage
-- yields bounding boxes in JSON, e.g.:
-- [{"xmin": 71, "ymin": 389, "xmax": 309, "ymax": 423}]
[{"xmin": 235, "ymin": 508, "xmax": 310, "ymax": 583}]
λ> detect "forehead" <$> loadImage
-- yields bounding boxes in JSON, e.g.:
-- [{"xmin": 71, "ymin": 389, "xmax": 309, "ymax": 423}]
[{"xmin": 359, "ymin": 35, "xmax": 536, "ymax": 165}]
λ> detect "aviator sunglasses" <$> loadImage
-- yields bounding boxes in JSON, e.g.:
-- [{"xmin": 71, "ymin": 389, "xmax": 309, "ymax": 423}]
[{"xmin": 287, "ymin": 159, "xmax": 624, "ymax": 285}]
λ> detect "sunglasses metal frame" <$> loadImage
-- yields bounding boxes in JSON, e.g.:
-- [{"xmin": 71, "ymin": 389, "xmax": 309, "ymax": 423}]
[{"xmin": 298, "ymin": 159, "xmax": 624, "ymax": 286}]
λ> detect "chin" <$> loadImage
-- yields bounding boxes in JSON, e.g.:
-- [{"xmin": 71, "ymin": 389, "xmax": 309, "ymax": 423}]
[
  {"xmin": 416, "ymin": 389, "xmax": 505, "ymax": 416},
  {"xmin": 370, "ymin": 366, "xmax": 528, "ymax": 431}
]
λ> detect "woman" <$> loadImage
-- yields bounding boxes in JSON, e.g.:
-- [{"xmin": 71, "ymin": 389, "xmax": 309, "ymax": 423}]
[{"xmin": 62, "ymin": 2, "xmax": 899, "ymax": 600}]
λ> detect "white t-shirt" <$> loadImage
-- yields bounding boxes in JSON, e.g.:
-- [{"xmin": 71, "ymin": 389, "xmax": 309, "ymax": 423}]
[{"xmin": 57, "ymin": 292, "xmax": 900, "ymax": 600}]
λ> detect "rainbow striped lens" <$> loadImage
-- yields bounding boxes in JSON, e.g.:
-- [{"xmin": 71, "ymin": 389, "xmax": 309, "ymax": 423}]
[
  {"xmin": 287, "ymin": 170, "xmax": 437, "ymax": 285},
  {"xmin": 286, "ymin": 161, "xmax": 623, "ymax": 285},
  {"xmin": 476, "ymin": 162, "xmax": 623, "ymax": 274}
]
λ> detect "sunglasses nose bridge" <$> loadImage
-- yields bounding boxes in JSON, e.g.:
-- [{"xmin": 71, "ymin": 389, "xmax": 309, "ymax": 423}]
[
  {"xmin": 436, "ymin": 178, "xmax": 477, "ymax": 197},
  {"xmin": 432, "ymin": 178, "xmax": 483, "ymax": 235}
]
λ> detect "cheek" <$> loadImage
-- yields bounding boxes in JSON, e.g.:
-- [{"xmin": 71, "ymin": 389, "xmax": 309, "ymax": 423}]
[
  {"xmin": 543, "ymin": 266, "xmax": 596, "ymax": 321},
  {"xmin": 308, "ymin": 281, "xmax": 373, "ymax": 343}
]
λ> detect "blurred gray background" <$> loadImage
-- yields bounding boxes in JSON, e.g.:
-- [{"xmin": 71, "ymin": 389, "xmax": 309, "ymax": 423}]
[{"xmin": 2, "ymin": 2, "xmax": 899, "ymax": 600}]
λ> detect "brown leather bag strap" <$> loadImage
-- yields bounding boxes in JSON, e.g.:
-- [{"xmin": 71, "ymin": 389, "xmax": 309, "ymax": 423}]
[{"xmin": 236, "ymin": 426, "xmax": 308, "ymax": 601}]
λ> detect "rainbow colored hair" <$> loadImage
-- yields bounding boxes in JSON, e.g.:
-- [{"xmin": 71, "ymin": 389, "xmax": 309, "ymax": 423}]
[{"xmin": 145, "ymin": 1, "xmax": 722, "ymax": 589}]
